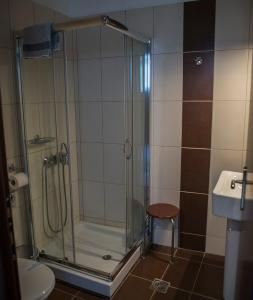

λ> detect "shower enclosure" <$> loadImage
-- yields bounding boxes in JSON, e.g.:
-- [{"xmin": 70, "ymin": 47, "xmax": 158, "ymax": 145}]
[{"xmin": 15, "ymin": 16, "xmax": 151, "ymax": 284}]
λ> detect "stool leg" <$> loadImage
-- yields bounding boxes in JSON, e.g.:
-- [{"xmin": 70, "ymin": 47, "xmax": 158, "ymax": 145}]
[
  {"xmin": 170, "ymin": 218, "xmax": 175, "ymax": 263},
  {"xmin": 150, "ymin": 216, "xmax": 153, "ymax": 248}
]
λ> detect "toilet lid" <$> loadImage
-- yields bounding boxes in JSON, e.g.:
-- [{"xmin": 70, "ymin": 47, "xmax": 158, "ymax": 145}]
[{"xmin": 18, "ymin": 258, "xmax": 55, "ymax": 300}]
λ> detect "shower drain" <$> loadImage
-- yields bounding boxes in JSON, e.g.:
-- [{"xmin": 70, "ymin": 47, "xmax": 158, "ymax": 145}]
[
  {"xmin": 102, "ymin": 254, "xmax": 112, "ymax": 260},
  {"xmin": 150, "ymin": 279, "xmax": 171, "ymax": 294}
]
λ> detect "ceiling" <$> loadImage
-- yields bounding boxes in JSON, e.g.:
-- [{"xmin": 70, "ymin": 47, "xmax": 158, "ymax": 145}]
[{"xmin": 33, "ymin": 0, "xmax": 194, "ymax": 18}]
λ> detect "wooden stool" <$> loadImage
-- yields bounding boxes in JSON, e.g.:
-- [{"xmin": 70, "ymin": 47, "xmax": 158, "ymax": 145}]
[{"xmin": 147, "ymin": 203, "xmax": 180, "ymax": 262}]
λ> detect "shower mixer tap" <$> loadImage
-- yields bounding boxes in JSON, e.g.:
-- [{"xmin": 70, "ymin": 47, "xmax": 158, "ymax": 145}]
[
  {"xmin": 42, "ymin": 143, "xmax": 69, "ymax": 167},
  {"xmin": 43, "ymin": 154, "xmax": 58, "ymax": 167}
]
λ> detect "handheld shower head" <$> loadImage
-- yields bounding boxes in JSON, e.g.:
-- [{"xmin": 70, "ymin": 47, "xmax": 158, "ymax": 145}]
[{"xmin": 59, "ymin": 142, "xmax": 69, "ymax": 165}]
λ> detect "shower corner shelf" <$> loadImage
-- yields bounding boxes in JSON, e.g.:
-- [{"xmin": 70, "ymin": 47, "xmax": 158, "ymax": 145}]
[{"xmin": 28, "ymin": 135, "xmax": 55, "ymax": 147}]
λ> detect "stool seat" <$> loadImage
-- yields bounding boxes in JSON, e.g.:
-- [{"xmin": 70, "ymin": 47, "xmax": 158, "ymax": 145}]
[{"xmin": 147, "ymin": 203, "xmax": 180, "ymax": 219}]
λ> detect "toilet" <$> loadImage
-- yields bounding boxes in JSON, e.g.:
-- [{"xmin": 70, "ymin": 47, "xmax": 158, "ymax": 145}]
[{"xmin": 17, "ymin": 258, "xmax": 55, "ymax": 300}]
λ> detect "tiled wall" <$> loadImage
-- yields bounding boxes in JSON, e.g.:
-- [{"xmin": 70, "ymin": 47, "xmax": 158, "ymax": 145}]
[
  {"xmin": 125, "ymin": 0, "xmax": 252, "ymax": 255},
  {"xmin": 179, "ymin": 0, "xmax": 215, "ymax": 252},
  {"xmin": 75, "ymin": 13, "xmax": 126, "ymax": 226},
  {"xmin": 1, "ymin": 0, "xmax": 253, "ymax": 255},
  {"xmin": 207, "ymin": 0, "xmax": 253, "ymax": 255}
]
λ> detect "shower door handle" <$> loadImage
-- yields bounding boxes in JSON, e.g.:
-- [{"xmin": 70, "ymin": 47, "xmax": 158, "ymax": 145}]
[{"xmin": 124, "ymin": 139, "xmax": 132, "ymax": 160}]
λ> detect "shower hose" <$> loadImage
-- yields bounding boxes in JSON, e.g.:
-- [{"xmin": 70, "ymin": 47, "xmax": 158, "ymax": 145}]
[{"xmin": 42, "ymin": 143, "xmax": 69, "ymax": 238}]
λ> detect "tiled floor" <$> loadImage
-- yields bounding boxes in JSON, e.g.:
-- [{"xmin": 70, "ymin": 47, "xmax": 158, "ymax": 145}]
[{"xmin": 48, "ymin": 246, "xmax": 224, "ymax": 300}]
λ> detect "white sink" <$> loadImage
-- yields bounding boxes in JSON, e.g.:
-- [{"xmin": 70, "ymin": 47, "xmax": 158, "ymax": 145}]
[{"xmin": 213, "ymin": 171, "xmax": 253, "ymax": 221}]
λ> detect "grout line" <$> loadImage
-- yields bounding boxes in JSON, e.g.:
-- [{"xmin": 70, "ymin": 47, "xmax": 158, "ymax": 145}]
[
  {"xmin": 130, "ymin": 273, "xmax": 153, "ymax": 283},
  {"xmin": 149, "ymin": 290, "xmax": 156, "ymax": 300},
  {"xmin": 160, "ymin": 263, "xmax": 170, "ymax": 280},
  {"xmin": 150, "ymin": 246, "xmax": 176, "ymax": 257},
  {"xmin": 180, "ymin": 232, "xmax": 206, "ymax": 237},
  {"xmin": 181, "ymin": 147, "xmax": 211, "ymax": 151},
  {"xmin": 180, "ymin": 190, "xmax": 208, "ymax": 196},
  {"xmin": 177, "ymin": 247, "xmax": 205, "ymax": 255},
  {"xmin": 173, "ymin": 255, "xmax": 202, "ymax": 264},
  {"xmin": 111, "ymin": 273, "xmax": 135, "ymax": 299},
  {"xmin": 191, "ymin": 292, "xmax": 219, "ymax": 300},
  {"xmin": 201, "ymin": 262, "xmax": 224, "ymax": 269},
  {"xmin": 189, "ymin": 252, "xmax": 205, "ymax": 299}
]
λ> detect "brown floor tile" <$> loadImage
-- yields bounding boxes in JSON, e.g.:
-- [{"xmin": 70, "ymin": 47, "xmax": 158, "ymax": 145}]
[
  {"xmin": 176, "ymin": 248, "xmax": 204, "ymax": 263},
  {"xmin": 48, "ymin": 289, "xmax": 73, "ymax": 300},
  {"xmin": 193, "ymin": 264, "xmax": 224, "ymax": 299},
  {"xmin": 132, "ymin": 252, "xmax": 169, "ymax": 280},
  {"xmin": 112, "ymin": 275, "xmax": 153, "ymax": 300},
  {"xmin": 191, "ymin": 294, "xmax": 210, "ymax": 300},
  {"xmin": 55, "ymin": 280, "xmax": 79, "ymax": 295},
  {"xmin": 203, "ymin": 254, "xmax": 225, "ymax": 267},
  {"xmin": 151, "ymin": 244, "xmax": 172, "ymax": 255},
  {"xmin": 76, "ymin": 289, "xmax": 108, "ymax": 300},
  {"xmin": 163, "ymin": 258, "xmax": 200, "ymax": 291},
  {"xmin": 152, "ymin": 287, "xmax": 190, "ymax": 300}
]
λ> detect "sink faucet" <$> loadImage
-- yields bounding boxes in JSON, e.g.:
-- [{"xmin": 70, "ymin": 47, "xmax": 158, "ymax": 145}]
[{"xmin": 230, "ymin": 167, "xmax": 253, "ymax": 210}]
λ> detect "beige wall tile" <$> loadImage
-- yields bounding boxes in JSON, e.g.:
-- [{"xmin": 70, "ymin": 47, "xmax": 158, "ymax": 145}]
[
  {"xmin": 83, "ymin": 181, "xmax": 104, "ymax": 219},
  {"xmin": 79, "ymin": 102, "xmax": 103, "ymax": 142},
  {"xmin": 154, "ymin": 3, "xmax": 183, "ymax": 54},
  {"xmin": 39, "ymin": 102, "xmax": 57, "ymax": 141},
  {"xmin": 77, "ymin": 27, "xmax": 100, "ymax": 60},
  {"xmin": 150, "ymin": 146, "xmax": 181, "ymax": 189},
  {"xmin": 153, "ymin": 101, "xmax": 182, "ymax": 147},
  {"xmin": 10, "ymin": 0, "xmax": 34, "ymax": 30},
  {"xmin": 28, "ymin": 151, "xmax": 42, "ymax": 200},
  {"xmin": 34, "ymin": 2, "xmax": 54, "ymax": 24},
  {"xmin": 71, "ymin": 180, "xmax": 80, "ymax": 221},
  {"xmin": 126, "ymin": 7, "xmax": 153, "ymax": 38},
  {"xmin": 2, "ymin": 104, "xmax": 20, "ymax": 158},
  {"xmin": 212, "ymin": 101, "xmax": 246, "ymax": 150},
  {"xmin": 214, "ymin": 49, "xmax": 249, "ymax": 101},
  {"xmin": 209, "ymin": 149, "xmax": 243, "ymax": 192},
  {"xmin": 104, "ymin": 143, "xmax": 125, "ymax": 185},
  {"xmin": 101, "ymin": 12, "xmax": 125, "ymax": 58},
  {"xmin": 150, "ymin": 188, "xmax": 180, "ymax": 207},
  {"xmin": 78, "ymin": 59, "xmax": 101, "ymax": 101},
  {"xmin": 24, "ymin": 103, "xmax": 40, "ymax": 140},
  {"xmin": 0, "ymin": 48, "xmax": 15, "ymax": 104},
  {"xmin": 153, "ymin": 53, "xmax": 183, "ymax": 101},
  {"xmin": 105, "ymin": 184, "xmax": 125, "ymax": 223},
  {"xmin": 0, "ymin": 0, "xmax": 11, "ymax": 48},
  {"xmin": 69, "ymin": 142, "xmax": 78, "ymax": 181},
  {"xmin": 12, "ymin": 204, "xmax": 29, "ymax": 247},
  {"xmin": 81, "ymin": 142, "xmax": 103, "ymax": 181},
  {"xmin": 102, "ymin": 57, "xmax": 124, "ymax": 101},
  {"xmin": 102, "ymin": 102, "xmax": 124, "ymax": 144},
  {"xmin": 215, "ymin": 0, "xmax": 251, "ymax": 50}
]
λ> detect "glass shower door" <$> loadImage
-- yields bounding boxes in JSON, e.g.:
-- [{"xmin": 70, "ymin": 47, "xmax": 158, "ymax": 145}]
[
  {"xmin": 125, "ymin": 37, "xmax": 150, "ymax": 250},
  {"xmin": 17, "ymin": 32, "xmax": 75, "ymax": 263}
]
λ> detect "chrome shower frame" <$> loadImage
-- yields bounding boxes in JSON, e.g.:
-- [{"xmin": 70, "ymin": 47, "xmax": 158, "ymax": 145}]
[{"xmin": 15, "ymin": 15, "xmax": 151, "ymax": 282}]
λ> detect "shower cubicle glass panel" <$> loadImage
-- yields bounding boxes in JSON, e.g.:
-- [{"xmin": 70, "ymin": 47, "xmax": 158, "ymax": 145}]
[
  {"xmin": 17, "ymin": 32, "xmax": 75, "ymax": 263},
  {"xmin": 16, "ymin": 26, "xmax": 150, "ymax": 279},
  {"xmin": 125, "ymin": 37, "xmax": 150, "ymax": 250}
]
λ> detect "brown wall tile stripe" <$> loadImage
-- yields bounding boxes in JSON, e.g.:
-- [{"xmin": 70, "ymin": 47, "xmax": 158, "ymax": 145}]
[{"xmin": 180, "ymin": 0, "xmax": 216, "ymax": 252}]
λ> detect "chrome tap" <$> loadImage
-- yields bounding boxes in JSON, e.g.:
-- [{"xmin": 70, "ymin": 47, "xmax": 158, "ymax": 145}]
[{"xmin": 230, "ymin": 167, "xmax": 253, "ymax": 211}]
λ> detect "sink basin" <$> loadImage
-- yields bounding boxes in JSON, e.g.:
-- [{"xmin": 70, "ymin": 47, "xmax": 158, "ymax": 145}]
[{"xmin": 213, "ymin": 171, "xmax": 253, "ymax": 221}]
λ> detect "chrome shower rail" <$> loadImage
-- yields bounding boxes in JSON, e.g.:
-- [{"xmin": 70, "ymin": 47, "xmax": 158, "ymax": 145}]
[{"xmin": 16, "ymin": 15, "xmax": 151, "ymax": 44}]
